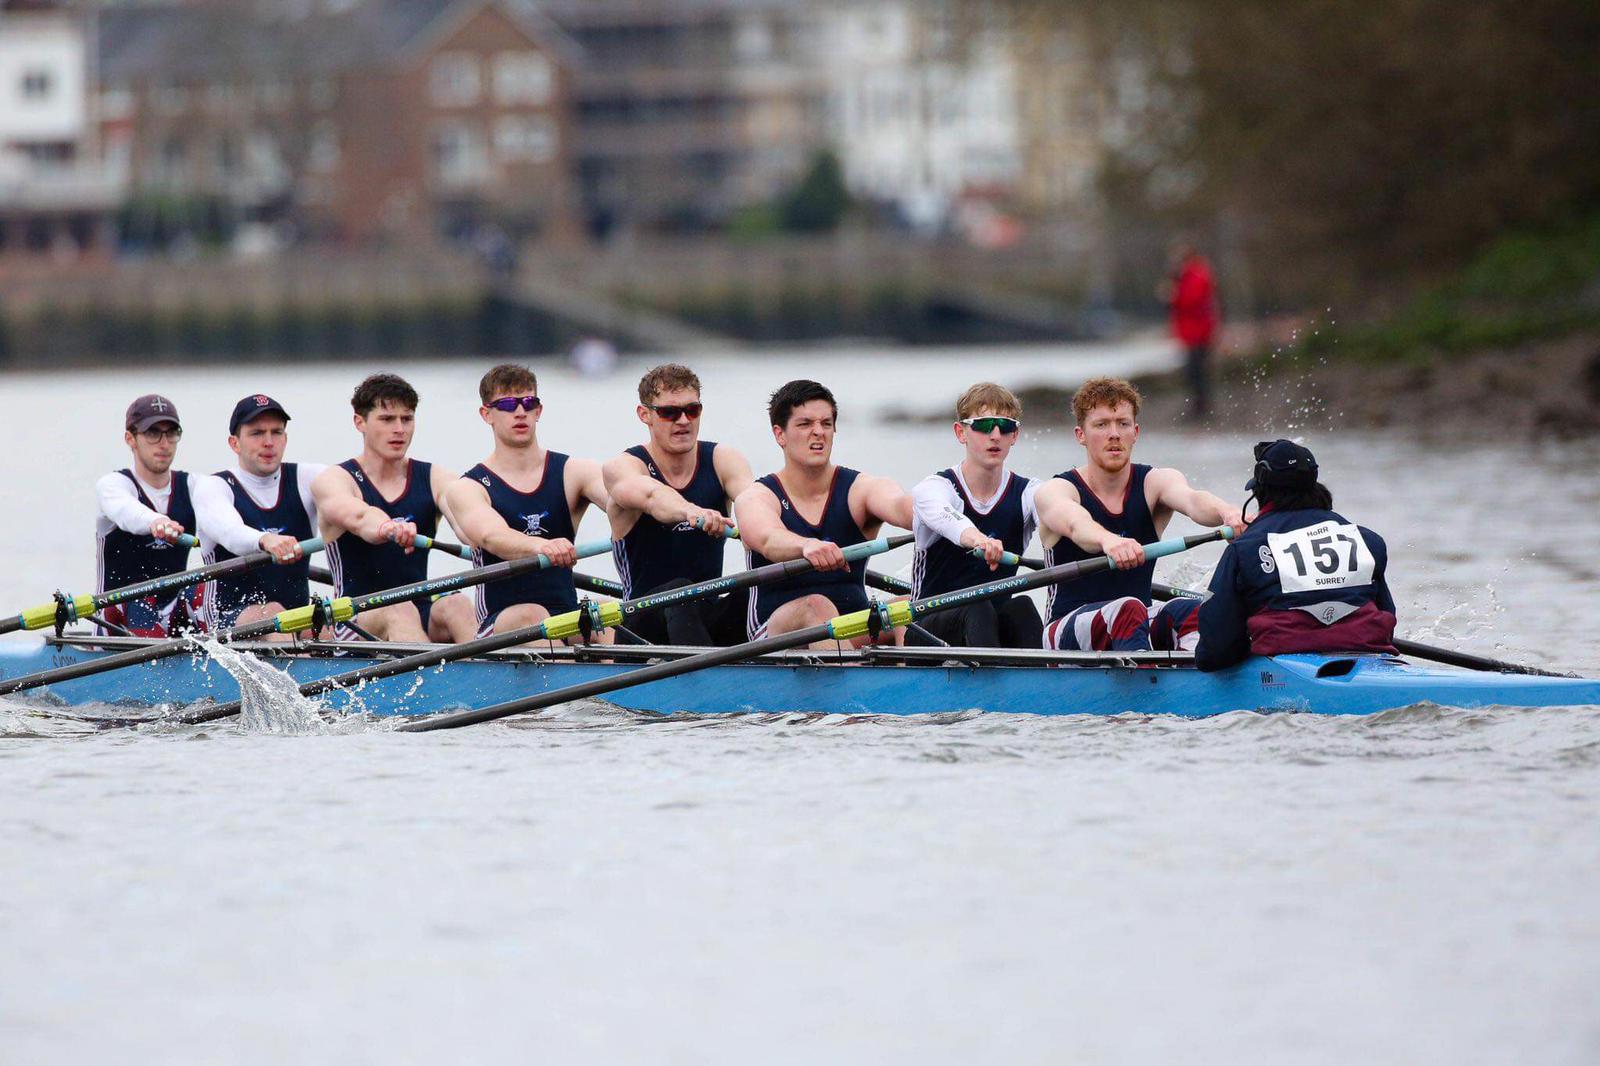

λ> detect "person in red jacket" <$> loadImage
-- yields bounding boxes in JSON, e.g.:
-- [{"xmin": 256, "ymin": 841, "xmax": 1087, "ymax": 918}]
[{"xmin": 1163, "ymin": 242, "xmax": 1220, "ymax": 420}]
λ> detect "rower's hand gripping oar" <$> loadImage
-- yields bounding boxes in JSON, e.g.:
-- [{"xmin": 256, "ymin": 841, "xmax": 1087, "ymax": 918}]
[
  {"xmin": 399, "ymin": 528, "xmax": 1233, "ymax": 732},
  {"xmin": 0, "ymin": 536, "xmax": 327, "ymax": 636},
  {"xmin": 1146, "ymin": 582, "xmax": 1577, "ymax": 678},
  {"xmin": 161, "ymin": 534, "xmax": 914, "ymax": 728},
  {"xmin": 0, "ymin": 538, "xmax": 614, "ymax": 697}
]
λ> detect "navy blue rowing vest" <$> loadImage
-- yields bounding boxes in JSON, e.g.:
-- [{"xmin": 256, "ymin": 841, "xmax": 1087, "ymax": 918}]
[
  {"xmin": 465, "ymin": 455, "xmax": 577, "ymax": 623},
  {"xmin": 748, "ymin": 468, "xmax": 870, "ymax": 632},
  {"xmin": 913, "ymin": 469, "xmax": 1030, "ymax": 598},
  {"xmin": 615, "ymin": 441, "xmax": 727, "ymax": 597},
  {"xmin": 1044, "ymin": 464, "xmax": 1159, "ymax": 621},
  {"xmin": 208, "ymin": 464, "xmax": 313, "ymax": 623},
  {"xmin": 326, "ymin": 459, "xmax": 437, "ymax": 599},
  {"xmin": 99, "ymin": 469, "xmax": 196, "ymax": 591}
]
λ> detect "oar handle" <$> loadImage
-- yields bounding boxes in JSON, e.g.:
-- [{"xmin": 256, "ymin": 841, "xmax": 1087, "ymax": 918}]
[
  {"xmin": 175, "ymin": 533, "xmax": 200, "ymax": 549},
  {"xmin": 413, "ymin": 534, "xmax": 473, "ymax": 560},
  {"xmin": 967, "ymin": 547, "xmax": 1046, "ymax": 569},
  {"xmin": 691, "ymin": 516, "xmax": 740, "ymax": 539}
]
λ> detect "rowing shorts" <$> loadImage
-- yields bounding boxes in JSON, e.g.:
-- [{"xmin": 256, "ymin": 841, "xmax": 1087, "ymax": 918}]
[
  {"xmin": 1044, "ymin": 597, "xmax": 1201, "ymax": 652},
  {"xmin": 334, "ymin": 596, "xmax": 435, "ymax": 642},
  {"xmin": 100, "ymin": 587, "xmax": 204, "ymax": 639}
]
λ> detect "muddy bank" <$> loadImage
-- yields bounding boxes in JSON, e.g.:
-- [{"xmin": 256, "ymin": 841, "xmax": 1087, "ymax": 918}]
[{"xmin": 1011, "ymin": 330, "xmax": 1600, "ymax": 439}]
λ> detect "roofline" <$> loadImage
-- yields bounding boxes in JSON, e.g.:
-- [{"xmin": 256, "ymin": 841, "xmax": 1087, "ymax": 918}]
[{"xmin": 399, "ymin": 0, "xmax": 585, "ymax": 68}]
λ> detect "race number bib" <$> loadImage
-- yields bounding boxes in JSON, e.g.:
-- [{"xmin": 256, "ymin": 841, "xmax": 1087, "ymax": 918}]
[{"xmin": 1265, "ymin": 521, "xmax": 1375, "ymax": 594}]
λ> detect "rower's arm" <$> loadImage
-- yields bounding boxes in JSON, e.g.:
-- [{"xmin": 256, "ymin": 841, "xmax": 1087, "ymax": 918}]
[
  {"xmin": 711, "ymin": 444, "xmax": 755, "ymax": 508},
  {"xmin": 1035, "ymin": 478, "xmax": 1123, "ymax": 554},
  {"xmin": 733, "ymin": 482, "xmax": 805, "ymax": 560},
  {"xmin": 1147, "ymin": 467, "xmax": 1245, "ymax": 535},
  {"xmin": 912, "ymin": 475, "xmax": 978, "ymax": 547},
  {"xmin": 444, "ymin": 478, "xmax": 557, "ymax": 560},
  {"xmin": 858, "ymin": 474, "xmax": 913, "ymax": 530},
  {"xmin": 429, "ymin": 464, "xmax": 466, "ymax": 540},
  {"xmin": 96, "ymin": 471, "xmax": 168, "ymax": 536},
  {"xmin": 312, "ymin": 465, "xmax": 398, "ymax": 546},
  {"xmin": 193, "ymin": 474, "xmax": 270, "ymax": 556}
]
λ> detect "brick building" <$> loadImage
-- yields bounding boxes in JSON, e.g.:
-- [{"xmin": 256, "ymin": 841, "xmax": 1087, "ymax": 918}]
[{"xmin": 99, "ymin": 0, "xmax": 582, "ymax": 243}]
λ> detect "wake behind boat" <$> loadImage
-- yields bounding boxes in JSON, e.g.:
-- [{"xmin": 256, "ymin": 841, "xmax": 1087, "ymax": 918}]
[{"xmin": 4, "ymin": 636, "xmax": 1597, "ymax": 721}]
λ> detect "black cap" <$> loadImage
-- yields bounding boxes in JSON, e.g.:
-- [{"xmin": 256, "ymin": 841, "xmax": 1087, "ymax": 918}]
[
  {"xmin": 126, "ymin": 394, "xmax": 181, "ymax": 432},
  {"xmin": 229, "ymin": 394, "xmax": 291, "ymax": 435},
  {"xmin": 1245, "ymin": 439, "xmax": 1318, "ymax": 491}
]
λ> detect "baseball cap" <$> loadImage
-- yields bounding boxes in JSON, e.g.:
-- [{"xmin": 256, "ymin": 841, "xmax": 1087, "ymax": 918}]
[
  {"xmin": 125, "ymin": 394, "xmax": 181, "ymax": 433},
  {"xmin": 229, "ymin": 394, "xmax": 292, "ymax": 435},
  {"xmin": 1245, "ymin": 439, "xmax": 1318, "ymax": 491}
]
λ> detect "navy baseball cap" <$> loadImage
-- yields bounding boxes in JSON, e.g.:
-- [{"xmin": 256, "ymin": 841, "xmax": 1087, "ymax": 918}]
[
  {"xmin": 229, "ymin": 394, "xmax": 291, "ymax": 435},
  {"xmin": 1245, "ymin": 439, "xmax": 1318, "ymax": 491}
]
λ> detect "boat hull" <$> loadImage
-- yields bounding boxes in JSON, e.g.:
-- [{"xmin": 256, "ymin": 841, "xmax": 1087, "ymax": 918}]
[{"xmin": 2, "ymin": 639, "xmax": 1598, "ymax": 719}]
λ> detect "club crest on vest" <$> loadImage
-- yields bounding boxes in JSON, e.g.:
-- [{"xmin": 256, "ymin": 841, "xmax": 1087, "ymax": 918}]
[{"xmin": 519, "ymin": 512, "xmax": 548, "ymax": 535}]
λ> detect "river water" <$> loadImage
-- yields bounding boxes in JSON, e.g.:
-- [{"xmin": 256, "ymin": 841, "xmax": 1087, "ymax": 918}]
[{"xmin": 2, "ymin": 343, "xmax": 1598, "ymax": 1065}]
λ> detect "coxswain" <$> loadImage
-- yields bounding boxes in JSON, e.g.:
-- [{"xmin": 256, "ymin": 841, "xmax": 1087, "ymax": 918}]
[
  {"xmin": 734, "ymin": 379, "xmax": 913, "ymax": 648},
  {"xmin": 444, "ymin": 364, "xmax": 611, "ymax": 643},
  {"xmin": 1035, "ymin": 377, "xmax": 1245, "ymax": 652},
  {"xmin": 908, "ymin": 382, "xmax": 1043, "ymax": 648},
  {"xmin": 312, "ymin": 374, "xmax": 475, "ymax": 643},
  {"xmin": 1194, "ymin": 440, "xmax": 1396, "ymax": 670},
  {"xmin": 603, "ymin": 363, "xmax": 754, "ymax": 645},
  {"xmin": 193, "ymin": 394, "xmax": 324, "ymax": 637},
  {"xmin": 93, "ymin": 394, "xmax": 198, "ymax": 636}
]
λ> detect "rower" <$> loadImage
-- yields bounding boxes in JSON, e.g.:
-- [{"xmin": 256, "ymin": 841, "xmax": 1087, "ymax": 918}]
[
  {"xmin": 312, "ymin": 374, "xmax": 474, "ymax": 643},
  {"xmin": 1195, "ymin": 440, "xmax": 1396, "ymax": 671},
  {"xmin": 734, "ymin": 379, "xmax": 913, "ymax": 648},
  {"xmin": 193, "ymin": 394, "xmax": 325, "ymax": 638},
  {"xmin": 1036, "ymin": 377, "xmax": 1245, "ymax": 652},
  {"xmin": 909, "ymin": 383, "xmax": 1043, "ymax": 648},
  {"xmin": 603, "ymin": 363, "xmax": 754, "ymax": 645},
  {"xmin": 444, "ymin": 363, "xmax": 611, "ymax": 643},
  {"xmin": 93, "ymin": 394, "xmax": 198, "ymax": 636}
]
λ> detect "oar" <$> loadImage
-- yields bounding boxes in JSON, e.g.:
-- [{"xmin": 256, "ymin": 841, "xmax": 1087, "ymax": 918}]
[
  {"xmin": 0, "ymin": 538, "xmax": 614, "ymax": 697},
  {"xmin": 158, "ymin": 533, "xmax": 914, "ymax": 727},
  {"xmin": 1148, "ymin": 582, "xmax": 1575, "ymax": 678},
  {"xmin": 575, "ymin": 573, "xmax": 625, "ymax": 598},
  {"xmin": 0, "ymin": 536, "xmax": 326, "ymax": 636},
  {"xmin": 399, "ymin": 528, "xmax": 1233, "ymax": 732}
]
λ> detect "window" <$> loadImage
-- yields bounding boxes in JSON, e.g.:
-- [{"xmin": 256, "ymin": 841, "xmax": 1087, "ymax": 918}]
[
  {"xmin": 492, "ymin": 52, "xmax": 551, "ymax": 105},
  {"xmin": 494, "ymin": 116, "xmax": 556, "ymax": 163},
  {"xmin": 21, "ymin": 69, "xmax": 52, "ymax": 100},
  {"xmin": 431, "ymin": 121, "xmax": 487, "ymax": 185},
  {"xmin": 431, "ymin": 53, "xmax": 481, "ymax": 107}
]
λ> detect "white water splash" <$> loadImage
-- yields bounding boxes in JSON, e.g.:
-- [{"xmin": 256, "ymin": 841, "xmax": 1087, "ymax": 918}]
[{"xmin": 188, "ymin": 638, "xmax": 357, "ymax": 736}]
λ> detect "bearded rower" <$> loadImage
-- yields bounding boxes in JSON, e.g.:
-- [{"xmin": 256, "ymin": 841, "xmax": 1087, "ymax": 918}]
[
  {"xmin": 444, "ymin": 363, "xmax": 611, "ymax": 643},
  {"xmin": 193, "ymin": 394, "xmax": 325, "ymax": 637},
  {"xmin": 909, "ymin": 382, "xmax": 1043, "ymax": 649},
  {"xmin": 93, "ymin": 394, "xmax": 198, "ymax": 636},
  {"xmin": 312, "ymin": 374, "xmax": 474, "ymax": 643},
  {"xmin": 1035, "ymin": 377, "xmax": 1244, "ymax": 652},
  {"xmin": 603, "ymin": 363, "xmax": 754, "ymax": 645},
  {"xmin": 734, "ymin": 379, "xmax": 913, "ymax": 648}
]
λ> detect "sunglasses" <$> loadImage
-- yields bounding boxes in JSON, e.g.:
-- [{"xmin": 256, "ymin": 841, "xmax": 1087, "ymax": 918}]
[
  {"xmin": 487, "ymin": 395, "xmax": 541, "ymax": 413},
  {"xmin": 649, "ymin": 402, "xmax": 703, "ymax": 422},
  {"xmin": 138, "ymin": 427, "xmax": 183, "ymax": 443},
  {"xmin": 959, "ymin": 416, "xmax": 1020, "ymax": 435}
]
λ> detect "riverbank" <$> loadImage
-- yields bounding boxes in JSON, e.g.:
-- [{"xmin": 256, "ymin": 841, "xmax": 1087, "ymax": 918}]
[{"xmin": 1109, "ymin": 328, "xmax": 1600, "ymax": 439}]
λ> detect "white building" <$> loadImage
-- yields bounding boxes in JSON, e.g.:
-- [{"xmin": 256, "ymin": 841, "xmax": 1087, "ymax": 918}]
[
  {"xmin": 819, "ymin": 0, "xmax": 1020, "ymax": 233},
  {"xmin": 0, "ymin": 0, "xmax": 121, "ymax": 260}
]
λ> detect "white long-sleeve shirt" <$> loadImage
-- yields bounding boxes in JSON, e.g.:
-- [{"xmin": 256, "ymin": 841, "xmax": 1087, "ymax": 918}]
[
  {"xmin": 911, "ymin": 465, "xmax": 1039, "ymax": 552},
  {"xmin": 95, "ymin": 470, "xmax": 195, "ymax": 540},
  {"xmin": 194, "ymin": 463, "xmax": 326, "ymax": 558}
]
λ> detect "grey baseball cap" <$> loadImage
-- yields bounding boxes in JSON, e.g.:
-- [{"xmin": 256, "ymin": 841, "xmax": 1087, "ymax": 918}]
[{"xmin": 126, "ymin": 394, "xmax": 181, "ymax": 432}]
